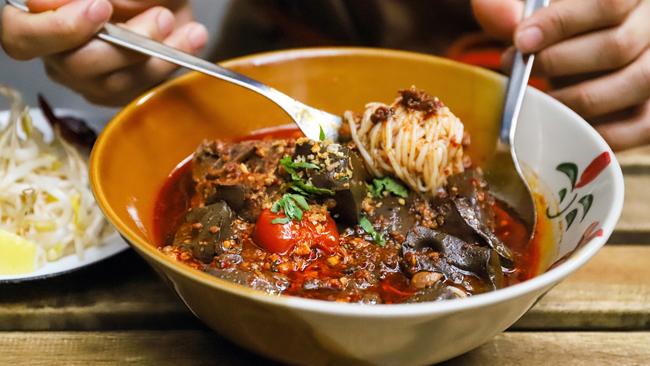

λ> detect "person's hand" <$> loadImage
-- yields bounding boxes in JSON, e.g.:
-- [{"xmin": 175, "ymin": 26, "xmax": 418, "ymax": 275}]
[
  {"xmin": 1, "ymin": 0, "xmax": 208, "ymax": 106},
  {"xmin": 472, "ymin": 0, "xmax": 650, "ymax": 151}
]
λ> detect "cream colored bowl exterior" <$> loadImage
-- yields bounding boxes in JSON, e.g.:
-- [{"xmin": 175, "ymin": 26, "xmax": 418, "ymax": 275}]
[{"xmin": 91, "ymin": 48, "xmax": 624, "ymax": 365}]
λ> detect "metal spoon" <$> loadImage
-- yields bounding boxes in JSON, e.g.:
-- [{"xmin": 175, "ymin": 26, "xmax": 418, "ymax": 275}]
[
  {"xmin": 485, "ymin": 0, "xmax": 549, "ymax": 239},
  {"xmin": 5, "ymin": 0, "xmax": 342, "ymax": 141}
]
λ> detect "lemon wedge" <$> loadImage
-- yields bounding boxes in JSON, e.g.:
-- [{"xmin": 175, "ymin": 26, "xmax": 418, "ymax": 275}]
[{"xmin": 0, "ymin": 229, "xmax": 43, "ymax": 275}]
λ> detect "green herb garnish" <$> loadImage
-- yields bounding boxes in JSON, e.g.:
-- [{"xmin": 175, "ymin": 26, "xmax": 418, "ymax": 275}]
[
  {"xmin": 271, "ymin": 193, "xmax": 310, "ymax": 224},
  {"xmin": 319, "ymin": 125, "xmax": 326, "ymax": 141},
  {"xmin": 271, "ymin": 156, "xmax": 336, "ymax": 225},
  {"xmin": 271, "ymin": 217, "xmax": 291, "ymax": 225},
  {"xmin": 280, "ymin": 155, "xmax": 335, "ymax": 197},
  {"xmin": 359, "ymin": 216, "xmax": 386, "ymax": 246},
  {"xmin": 280, "ymin": 155, "xmax": 321, "ymax": 173},
  {"xmin": 369, "ymin": 177, "xmax": 408, "ymax": 198},
  {"xmin": 279, "ymin": 156, "xmax": 319, "ymax": 183},
  {"xmin": 290, "ymin": 182, "xmax": 335, "ymax": 196}
]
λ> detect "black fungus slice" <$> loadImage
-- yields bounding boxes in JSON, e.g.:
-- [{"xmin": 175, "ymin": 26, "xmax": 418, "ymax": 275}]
[
  {"xmin": 292, "ymin": 140, "xmax": 369, "ymax": 225},
  {"xmin": 370, "ymin": 195, "xmax": 415, "ymax": 238},
  {"xmin": 401, "ymin": 226, "xmax": 504, "ymax": 290},
  {"xmin": 439, "ymin": 169, "xmax": 514, "ymax": 263},
  {"xmin": 453, "ymin": 197, "xmax": 513, "ymax": 262},
  {"xmin": 173, "ymin": 201, "xmax": 234, "ymax": 263},
  {"xmin": 207, "ymin": 184, "xmax": 247, "ymax": 213}
]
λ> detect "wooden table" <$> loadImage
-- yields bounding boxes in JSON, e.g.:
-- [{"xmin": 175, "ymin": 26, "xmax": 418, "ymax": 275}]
[{"xmin": 2, "ymin": 149, "xmax": 650, "ymax": 366}]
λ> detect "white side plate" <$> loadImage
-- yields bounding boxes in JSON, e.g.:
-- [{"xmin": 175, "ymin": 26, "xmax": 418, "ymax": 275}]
[{"xmin": 0, "ymin": 107, "xmax": 129, "ymax": 283}]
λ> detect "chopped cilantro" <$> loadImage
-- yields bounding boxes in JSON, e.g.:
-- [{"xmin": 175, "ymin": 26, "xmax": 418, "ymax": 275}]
[
  {"xmin": 271, "ymin": 193, "xmax": 310, "ymax": 223},
  {"xmin": 272, "ymin": 156, "xmax": 336, "ymax": 225},
  {"xmin": 369, "ymin": 177, "xmax": 408, "ymax": 198},
  {"xmin": 280, "ymin": 155, "xmax": 320, "ymax": 173},
  {"xmin": 271, "ymin": 217, "xmax": 291, "ymax": 225},
  {"xmin": 288, "ymin": 193, "xmax": 309, "ymax": 210},
  {"xmin": 319, "ymin": 125, "xmax": 326, "ymax": 141},
  {"xmin": 290, "ymin": 182, "xmax": 335, "ymax": 196},
  {"xmin": 279, "ymin": 155, "xmax": 335, "ymax": 197},
  {"xmin": 359, "ymin": 216, "xmax": 386, "ymax": 246}
]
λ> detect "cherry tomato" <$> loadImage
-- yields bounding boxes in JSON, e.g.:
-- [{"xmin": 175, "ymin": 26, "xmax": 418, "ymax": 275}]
[
  {"xmin": 253, "ymin": 210, "xmax": 298, "ymax": 254},
  {"xmin": 253, "ymin": 209, "xmax": 339, "ymax": 254}
]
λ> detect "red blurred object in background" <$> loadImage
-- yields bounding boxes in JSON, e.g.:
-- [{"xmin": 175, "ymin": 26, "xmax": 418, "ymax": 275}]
[{"xmin": 447, "ymin": 33, "xmax": 549, "ymax": 91}]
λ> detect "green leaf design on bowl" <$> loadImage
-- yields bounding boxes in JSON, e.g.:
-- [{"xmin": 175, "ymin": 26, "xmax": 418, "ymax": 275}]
[{"xmin": 547, "ymin": 152, "xmax": 609, "ymax": 232}]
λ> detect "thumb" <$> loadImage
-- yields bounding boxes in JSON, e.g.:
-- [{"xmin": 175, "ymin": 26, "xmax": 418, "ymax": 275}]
[{"xmin": 471, "ymin": 0, "xmax": 523, "ymax": 41}]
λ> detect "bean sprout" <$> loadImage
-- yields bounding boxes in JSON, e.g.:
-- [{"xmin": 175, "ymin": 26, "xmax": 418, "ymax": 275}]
[{"xmin": 0, "ymin": 85, "xmax": 112, "ymax": 263}]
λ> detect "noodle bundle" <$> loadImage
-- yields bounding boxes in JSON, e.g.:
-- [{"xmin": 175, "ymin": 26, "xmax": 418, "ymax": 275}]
[{"xmin": 346, "ymin": 88, "xmax": 467, "ymax": 196}]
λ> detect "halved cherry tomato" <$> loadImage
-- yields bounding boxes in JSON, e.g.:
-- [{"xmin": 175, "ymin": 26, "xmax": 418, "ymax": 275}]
[{"xmin": 253, "ymin": 209, "xmax": 339, "ymax": 254}]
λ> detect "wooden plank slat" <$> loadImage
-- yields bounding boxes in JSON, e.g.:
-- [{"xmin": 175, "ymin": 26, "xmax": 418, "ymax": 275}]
[
  {"xmin": 574, "ymin": 149, "xmax": 650, "ymax": 242},
  {"xmin": 443, "ymin": 332, "xmax": 650, "ymax": 366},
  {"xmin": 613, "ymin": 174, "xmax": 650, "ymax": 242},
  {"xmin": 513, "ymin": 245, "xmax": 650, "ymax": 330},
  {"xmin": 1, "ymin": 245, "xmax": 649, "ymax": 331},
  {"xmin": 0, "ymin": 331, "xmax": 273, "ymax": 366},
  {"xmin": 0, "ymin": 331, "xmax": 647, "ymax": 366},
  {"xmin": 0, "ymin": 252, "xmax": 195, "ymax": 331},
  {"xmin": 616, "ymin": 146, "xmax": 650, "ymax": 168}
]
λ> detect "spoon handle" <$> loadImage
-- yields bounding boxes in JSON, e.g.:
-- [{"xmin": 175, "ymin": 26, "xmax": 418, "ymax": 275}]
[{"xmin": 499, "ymin": 0, "xmax": 550, "ymax": 147}]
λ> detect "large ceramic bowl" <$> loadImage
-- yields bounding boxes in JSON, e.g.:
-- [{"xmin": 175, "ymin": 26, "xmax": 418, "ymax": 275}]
[{"xmin": 90, "ymin": 48, "xmax": 624, "ymax": 365}]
